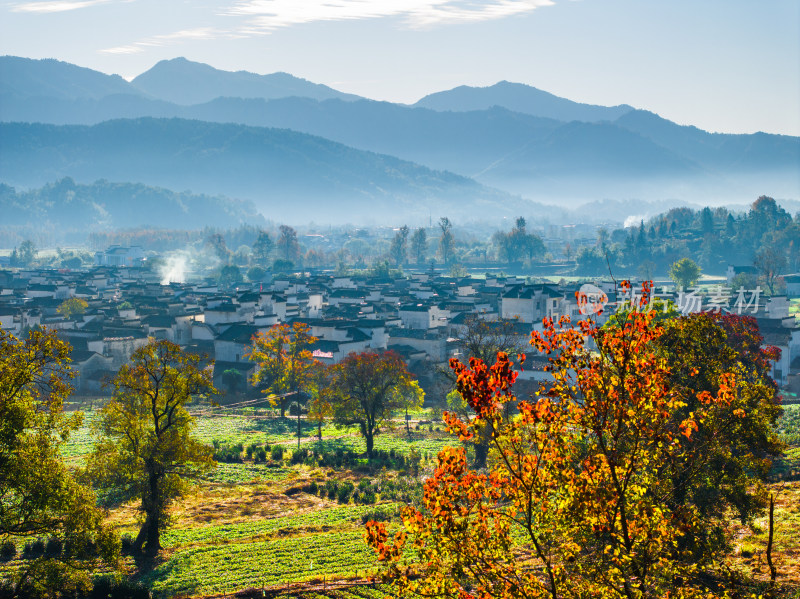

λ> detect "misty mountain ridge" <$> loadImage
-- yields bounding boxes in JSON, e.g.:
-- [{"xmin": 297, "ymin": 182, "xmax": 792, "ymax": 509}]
[
  {"xmin": 0, "ymin": 118, "xmax": 538, "ymax": 224},
  {"xmin": 3, "ymin": 79, "xmax": 796, "ymax": 203},
  {"xmin": 0, "ymin": 55, "xmax": 796, "ymax": 215},
  {"xmin": 0, "ymin": 55, "xmax": 362, "ymax": 106},
  {"xmin": 0, "ymin": 177, "xmax": 265, "ymax": 231},
  {"xmin": 413, "ymin": 80, "xmax": 635, "ymax": 123},
  {"xmin": 0, "ymin": 55, "xmax": 137, "ymax": 101},
  {"xmin": 130, "ymin": 57, "xmax": 363, "ymax": 105}
]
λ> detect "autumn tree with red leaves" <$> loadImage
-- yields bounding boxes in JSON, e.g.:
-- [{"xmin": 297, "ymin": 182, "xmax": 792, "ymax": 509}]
[{"xmin": 366, "ymin": 282, "xmax": 783, "ymax": 598}]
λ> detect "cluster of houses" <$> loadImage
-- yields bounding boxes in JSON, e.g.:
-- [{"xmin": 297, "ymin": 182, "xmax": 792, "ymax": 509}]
[{"xmin": 0, "ymin": 262, "xmax": 798, "ymax": 400}]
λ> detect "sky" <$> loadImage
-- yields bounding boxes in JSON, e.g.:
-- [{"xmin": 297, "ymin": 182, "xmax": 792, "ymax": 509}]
[{"xmin": 2, "ymin": 0, "xmax": 799, "ymax": 136}]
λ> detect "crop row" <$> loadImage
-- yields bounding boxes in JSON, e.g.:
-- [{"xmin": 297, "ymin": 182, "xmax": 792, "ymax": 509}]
[
  {"xmin": 299, "ymin": 432, "xmax": 454, "ymax": 460},
  {"xmin": 145, "ymin": 530, "xmax": 379, "ymax": 597},
  {"xmin": 287, "ymin": 585, "xmax": 394, "ymax": 598},
  {"xmin": 202, "ymin": 462, "xmax": 292, "ymax": 485},
  {"xmin": 161, "ymin": 503, "xmax": 401, "ymax": 548},
  {"xmin": 193, "ymin": 415, "xmax": 353, "ymax": 447}
]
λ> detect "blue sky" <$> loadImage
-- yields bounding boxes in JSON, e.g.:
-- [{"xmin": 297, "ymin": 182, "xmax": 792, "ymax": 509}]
[{"xmin": 2, "ymin": 0, "xmax": 798, "ymax": 135}]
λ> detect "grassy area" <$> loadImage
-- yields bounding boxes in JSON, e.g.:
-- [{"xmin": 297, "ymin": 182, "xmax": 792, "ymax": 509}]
[
  {"xmin": 47, "ymin": 405, "xmax": 439, "ymax": 597},
  {"xmin": 733, "ymin": 403, "xmax": 800, "ymax": 588},
  {"xmin": 7, "ymin": 401, "xmax": 800, "ymax": 597}
]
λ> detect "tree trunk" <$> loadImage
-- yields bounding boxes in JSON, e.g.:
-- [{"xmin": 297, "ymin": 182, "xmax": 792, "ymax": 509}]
[
  {"xmin": 132, "ymin": 515, "xmax": 149, "ymax": 554},
  {"xmin": 134, "ymin": 467, "xmax": 163, "ymax": 555},
  {"xmin": 767, "ymin": 493, "xmax": 776, "ymax": 584},
  {"xmin": 473, "ymin": 438, "xmax": 489, "ymax": 470},
  {"xmin": 146, "ymin": 509, "xmax": 161, "ymax": 555},
  {"xmin": 365, "ymin": 430, "xmax": 374, "ymax": 460}
]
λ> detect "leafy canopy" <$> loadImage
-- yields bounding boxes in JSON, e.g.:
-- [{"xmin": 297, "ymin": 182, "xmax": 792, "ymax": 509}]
[
  {"xmin": 322, "ymin": 351, "xmax": 423, "ymax": 459},
  {"xmin": 669, "ymin": 257, "xmax": 701, "ymax": 289},
  {"xmin": 57, "ymin": 297, "xmax": 88, "ymax": 319},
  {"xmin": 249, "ymin": 322, "xmax": 322, "ymax": 418},
  {"xmin": 366, "ymin": 282, "xmax": 780, "ymax": 598},
  {"xmin": 0, "ymin": 328, "xmax": 118, "ymax": 597},
  {"xmin": 86, "ymin": 340, "xmax": 216, "ymax": 555}
]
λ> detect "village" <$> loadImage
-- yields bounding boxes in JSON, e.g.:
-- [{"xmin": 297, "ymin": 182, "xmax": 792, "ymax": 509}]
[{"xmin": 1, "ymin": 244, "xmax": 798, "ymax": 405}]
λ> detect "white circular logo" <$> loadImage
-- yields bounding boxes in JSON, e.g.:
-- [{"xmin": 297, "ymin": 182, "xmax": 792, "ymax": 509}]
[{"xmin": 577, "ymin": 284, "xmax": 608, "ymax": 315}]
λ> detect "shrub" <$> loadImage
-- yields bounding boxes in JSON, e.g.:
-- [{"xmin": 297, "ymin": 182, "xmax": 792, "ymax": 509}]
[
  {"xmin": 0, "ymin": 540, "xmax": 15, "ymax": 561},
  {"xmin": 213, "ymin": 443, "xmax": 243, "ymax": 463},
  {"xmin": 22, "ymin": 538, "xmax": 45, "ymax": 558},
  {"xmin": 291, "ymin": 447, "xmax": 309, "ymax": 465},
  {"xmin": 361, "ymin": 507, "xmax": 394, "ymax": 524},
  {"xmin": 253, "ymin": 448, "xmax": 267, "ymax": 463},
  {"xmin": 325, "ymin": 480, "xmax": 338, "ymax": 499},
  {"xmin": 271, "ymin": 445, "xmax": 284, "ymax": 461},
  {"xmin": 90, "ymin": 577, "xmax": 151, "ymax": 599},
  {"xmin": 120, "ymin": 534, "xmax": 135, "ymax": 555},
  {"xmin": 337, "ymin": 481, "xmax": 355, "ymax": 504},
  {"xmin": 45, "ymin": 537, "xmax": 62, "ymax": 556}
]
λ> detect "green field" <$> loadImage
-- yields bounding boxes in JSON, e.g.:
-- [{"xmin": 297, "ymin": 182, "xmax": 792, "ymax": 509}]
[
  {"xmin": 6, "ymin": 401, "xmax": 800, "ymax": 597},
  {"xmin": 2, "ymin": 404, "xmax": 448, "ymax": 598}
]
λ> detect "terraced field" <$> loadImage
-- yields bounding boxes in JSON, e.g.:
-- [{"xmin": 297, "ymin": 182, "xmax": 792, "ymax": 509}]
[{"xmin": 7, "ymin": 401, "xmax": 800, "ymax": 597}]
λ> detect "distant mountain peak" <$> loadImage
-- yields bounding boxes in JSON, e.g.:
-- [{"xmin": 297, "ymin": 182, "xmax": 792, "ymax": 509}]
[
  {"xmin": 414, "ymin": 80, "xmax": 634, "ymax": 123},
  {"xmin": 130, "ymin": 58, "xmax": 362, "ymax": 106},
  {"xmin": 0, "ymin": 55, "xmax": 137, "ymax": 101}
]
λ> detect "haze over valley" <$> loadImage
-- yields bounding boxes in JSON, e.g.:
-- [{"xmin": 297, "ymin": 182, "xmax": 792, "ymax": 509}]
[{"xmin": 2, "ymin": 56, "xmax": 797, "ymax": 228}]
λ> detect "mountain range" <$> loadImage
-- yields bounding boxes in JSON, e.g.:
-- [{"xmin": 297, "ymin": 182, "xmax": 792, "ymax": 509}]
[
  {"xmin": 1, "ymin": 55, "xmax": 797, "ymax": 225},
  {"xmin": 0, "ymin": 118, "xmax": 529, "ymax": 224},
  {"xmin": 0, "ymin": 177, "xmax": 265, "ymax": 231}
]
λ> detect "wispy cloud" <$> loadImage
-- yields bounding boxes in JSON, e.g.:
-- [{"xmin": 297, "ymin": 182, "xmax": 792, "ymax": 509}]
[
  {"xmin": 226, "ymin": 0, "xmax": 554, "ymax": 31},
  {"xmin": 11, "ymin": 0, "xmax": 111, "ymax": 13},
  {"xmin": 100, "ymin": 0, "xmax": 553, "ymax": 56},
  {"xmin": 100, "ymin": 27, "xmax": 220, "ymax": 54}
]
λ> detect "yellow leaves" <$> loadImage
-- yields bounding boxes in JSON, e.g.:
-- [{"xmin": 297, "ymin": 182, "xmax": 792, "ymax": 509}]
[{"xmin": 365, "ymin": 288, "xmax": 768, "ymax": 599}]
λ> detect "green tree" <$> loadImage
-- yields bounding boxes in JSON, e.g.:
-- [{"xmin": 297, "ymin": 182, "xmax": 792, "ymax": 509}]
[
  {"xmin": 494, "ymin": 217, "xmax": 545, "ymax": 264},
  {"xmin": 86, "ymin": 341, "xmax": 216, "ymax": 555},
  {"xmin": 57, "ymin": 297, "xmax": 89, "ymax": 320},
  {"xmin": 277, "ymin": 225, "xmax": 300, "ymax": 261},
  {"xmin": 18, "ymin": 239, "xmax": 36, "ymax": 266},
  {"xmin": 247, "ymin": 265, "xmax": 266, "ymax": 282},
  {"xmin": 669, "ymin": 257, "xmax": 701, "ymax": 289},
  {"xmin": 0, "ymin": 329, "xmax": 118, "ymax": 597},
  {"xmin": 217, "ymin": 264, "xmax": 243, "ymax": 288},
  {"xmin": 410, "ymin": 228, "xmax": 427, "ymax": 265},
  {"xmin": 389, "ymin": 225, "xmax": 409, "ymax": 266},
  {"xmin": 272, "ymin": 258, "xmax": 294, "ymax": 272},
  {"xmin": 323, "ymin": 351, "xmax": 423, "ymax": 459},
  {"xmin": 438, "ymin": 217, "xmax": 455, "ymax": 265},
  {"xmin": 205, "ymin": 233, "xmax": 230, "ymax": 263},
  {"xmin": 221, "ymin": 368, "xmax": 245, "ymax": 395},
  {"xmin": 252, "ymin": 231, "xmax": 274, "ymax": 267}
]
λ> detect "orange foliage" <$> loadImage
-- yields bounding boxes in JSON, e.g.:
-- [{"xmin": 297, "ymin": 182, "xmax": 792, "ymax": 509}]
[{"xmin": 366, "ymin": 282, "xmax": 772, "ymax": 598}]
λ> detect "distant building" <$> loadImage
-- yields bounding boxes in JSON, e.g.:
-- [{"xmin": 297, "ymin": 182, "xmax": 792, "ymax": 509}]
[
  {"xmin": 726, "ymin": 264, "xmax": 757, "ymax": 285},
  {"xmin": 95, "ymin": 246, "xmax": 144, "ymax": 267},
  {"xmin": 782, "ymin": 274, "xmax": 800, "ymax": 297}
]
